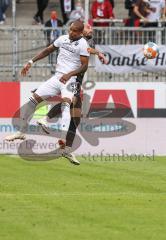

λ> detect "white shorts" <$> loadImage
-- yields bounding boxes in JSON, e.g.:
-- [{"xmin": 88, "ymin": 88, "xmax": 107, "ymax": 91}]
[{"xmin": 35, "ymin": 72, "xmax": 77, "ymax": 100}]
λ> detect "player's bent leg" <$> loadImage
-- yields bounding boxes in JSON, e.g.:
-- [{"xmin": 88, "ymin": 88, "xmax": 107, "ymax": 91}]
[
  {"xmin": 63, "ymin": 96, "xmax": 82, "ymax": 165},
  {"xmin": 37, "ymin": 102, "xmax": 62, "ymax": 134},
  {"xmin": 37, "ymin": 96, "xmax": 80, "ymax": 135},
  {"xmin": 36, "ymin": 74, "xmax": 62, "ymax": 134},
  {"xmin": 52, "ymin": 106, "xmax": 81, "ymax": 165},
  {"xmin": 53, "ymin": 77, "xmax": 78, "ymax": 162},
  {"xmin": 21, "ymin": 93, "xmax": 43, "ymax": 134},
  {"xmin": 66, "ymin": 96, "xmax": 82, "ymax": 147},
  {"xmin": 35, "ymin": 75, "xmax": 60, "ymax": 134},
  {"xmin": 55, "ymin": 98, "xmax": 80, "ymax": 165},
  {"xmin": 5, "ymin": 94, "xmax": 42, "ymax": 141},
  {"xmin": 47, "ymin": 102, "xmax": 62, "ymax": 119},
  {"xmin": 60, "ymin": 97, "xmax": 71, "ymax": 141}
]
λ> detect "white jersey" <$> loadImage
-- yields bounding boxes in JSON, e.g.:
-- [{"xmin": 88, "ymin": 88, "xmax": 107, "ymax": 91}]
[
  {"xmin": 147, "ymin": 0, "xmax": 165, "ymax": 21},
  {"xmin": 53, "ymin": 35, "xmax": 90, "ymax": 74}
]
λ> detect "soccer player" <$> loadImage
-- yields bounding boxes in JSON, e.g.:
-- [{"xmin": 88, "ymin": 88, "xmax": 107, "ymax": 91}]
[
  {"xmin": 36, "ymin": 23, "xmax": 108, "ymax": 165},
  {"xmin": 5, "ymin": 21, "xmax": 90, "ymax": 159}
]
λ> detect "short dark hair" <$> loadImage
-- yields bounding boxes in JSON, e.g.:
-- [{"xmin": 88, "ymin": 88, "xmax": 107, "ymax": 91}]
[{"xmin": 71, "ymin": 20, "xmax": 84, "ymax": 32}]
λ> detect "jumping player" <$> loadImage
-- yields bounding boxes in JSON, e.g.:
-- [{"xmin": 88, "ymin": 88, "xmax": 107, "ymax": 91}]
[
  {"xmin": 5, "ymin": 21, "xmax": 90, "ymax": 161},
  {"xmin": 36, "ymin": 23, "xmax": 108, "ymax": 165}
]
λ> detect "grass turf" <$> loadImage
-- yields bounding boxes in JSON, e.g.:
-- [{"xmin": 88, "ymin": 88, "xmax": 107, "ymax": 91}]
[{"xmin": 0, "ymin": 155, "xmax": 166, "ymax": 240}]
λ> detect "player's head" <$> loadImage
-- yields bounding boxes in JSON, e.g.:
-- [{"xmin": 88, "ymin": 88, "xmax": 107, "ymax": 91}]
[
  {"xmin": 69, "ymin": 20, "xmax": 84, "ymax": 41},
  {"xmin": 83, "ymin": 23, "xmax": 93, "ymax": 39},
  {"xmin": 50, "ymin": 11, "xmax": 57, "ymax": 20}
]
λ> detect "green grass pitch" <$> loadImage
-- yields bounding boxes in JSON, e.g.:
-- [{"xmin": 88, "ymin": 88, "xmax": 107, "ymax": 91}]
[{"xmin": 0, "ymin": 155, "xmax": 166, "ymax": 240}]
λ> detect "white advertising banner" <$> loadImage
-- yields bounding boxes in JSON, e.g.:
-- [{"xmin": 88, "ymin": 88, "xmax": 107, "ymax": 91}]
[
  {"xmin": 0, "ymin": 82, "xmax": 166, "ymax": 156},
  {"xmin": 0, "ymin": 118, "xmax": 165, "ymax": 156},
  {"xmin": 95, "ymin": 45, "xmax": 166, "ymax": 73}
]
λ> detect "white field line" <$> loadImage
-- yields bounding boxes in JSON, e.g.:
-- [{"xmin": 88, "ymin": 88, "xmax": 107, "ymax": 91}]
[{"xmin": 0, "ymin": 192, "xmax": 165, "ymax": 197}]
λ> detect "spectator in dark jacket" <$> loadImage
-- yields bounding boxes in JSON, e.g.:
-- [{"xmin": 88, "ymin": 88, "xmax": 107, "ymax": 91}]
[
  {"xmin": 44, "ymin": 11, "xmax": 63, "ymax": 67},
  {"xmin": 45, "ymin": 10, "xmax": 63, "ymax": 45}
]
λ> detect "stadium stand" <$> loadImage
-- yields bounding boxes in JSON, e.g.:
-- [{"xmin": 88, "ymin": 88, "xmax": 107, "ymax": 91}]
[
  {"xmin": 1, "ymin": 0, "xmax": 166, "ymax": 83},
  {"xmin": 4, "ymin": 0, "xmax": 127, "ymax": 26}
]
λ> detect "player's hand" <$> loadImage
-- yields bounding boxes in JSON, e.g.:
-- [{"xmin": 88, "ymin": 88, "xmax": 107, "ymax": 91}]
[
  {"xmin": 21, "ymin": 63, "xmax": 31, "ymax": 76},
  {"xmin": 59, "ymin": 73, "xmax": 71, "ymax": 84},
  {"xmin": 98, "ymin": 52, "xmax": 108, "ymax": 64}
]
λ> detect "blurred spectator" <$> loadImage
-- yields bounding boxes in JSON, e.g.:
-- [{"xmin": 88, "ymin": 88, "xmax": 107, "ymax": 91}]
[
  {"xmin": 45, "ymin": 10, "xmax": 63, "ymax": 45},
  {"xmin": 0, "ymin": 0, "xmax": 10, "ymax": 24},
  {"xmin": 132, "ymin": 0, "xmax": 165, "ymax": 43},
  {"xmin": 146, "ymin": 0, "xmax": 165, "ymax": 27},
  {"xmin": 44, "ymin": 11, "xmax": 63, "ymax": 68},
  {"xmin": 91, "ymin": 0, "xmax": 114, "ymax": 44},
  {"xmin": 133, "ymin": 0, "xmax": 152, "ymax": 25},
  {"xmin": 68, "ymin": 1, "xmax": 85, "ymax": 23},
  {"xmin": 33, "ymin": 0, "xmax": 49, "ymax": 25},
  {"xmin": 125, "ymin": 0, "xmax": 136, "ymax": 18},
  {"xmin": 124, "ymin": 0, "xmax": 151, "ymax": 44},
  {"xmin": 60, "ymin": 0, "xmax": 75, "ymax": 24},
  {"xmin": 109, "ymin": 0, "xmax": 114, "ymax": 9},
  {"xmin": 91, "ymin": 0, "xmax": 114, "ymax": 27},
  {"xmin": 124, "ymin": 0, "xmax": 137, "ymax": 26},
  {"xmin": 142, "ymin": 0, "xmax": 165, "ymax": 42}
]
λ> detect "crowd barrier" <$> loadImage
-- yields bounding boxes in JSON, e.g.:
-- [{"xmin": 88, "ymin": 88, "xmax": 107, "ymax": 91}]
[{"xmin": 0, "ymin": 25, "xmax": 166, "ymax": 82}]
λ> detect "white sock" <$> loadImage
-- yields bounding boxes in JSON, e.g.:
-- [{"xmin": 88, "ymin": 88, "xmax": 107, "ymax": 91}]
[
  {"xmin": 64, "ymin": 146, "xmax": 72, "ymax": 154},
  {"xmin": 61, "ymin": 102, "xmax": 71, "ymax": 140},
  {"xmin": 20, "ymin": 97, "xmax": 38, "ymax": 132}
]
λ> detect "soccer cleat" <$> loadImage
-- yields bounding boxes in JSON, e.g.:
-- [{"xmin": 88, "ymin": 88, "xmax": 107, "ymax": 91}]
[
  {"xmin": 63, "ymin": 147, "xmax": 80, "ymax": 165},
  {"xmin": 5, "ymin": 131, "xmax": 26, "ymax": 141},
  {"xmin": 63, "ymin": 152, "xmax": 80, "ymax": 165},
  {"xmin": 37, "ymin": 118, "xmax": 50, "ymax": 134},
  {"xmin": 52, "ymin": 141, "xmax": 80, "ymax": 164}
]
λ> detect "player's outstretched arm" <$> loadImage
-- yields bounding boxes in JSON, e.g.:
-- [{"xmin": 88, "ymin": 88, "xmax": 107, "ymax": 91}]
[
  {"xmin": 21, "ymin": 44, "xmax": 58, "ymax": 76},
  {"xmin": 87, "ymin": 47, "xmax": 108, "ymax": 64},
  {"xmin": 60, "ymin": 56, "xmax": 89, "ymax": 84}
]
